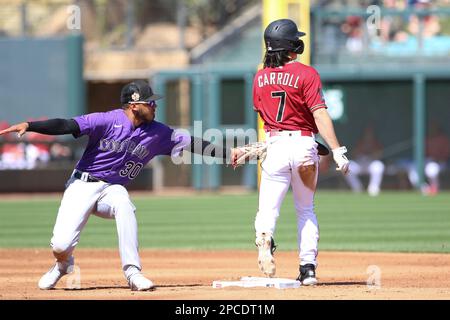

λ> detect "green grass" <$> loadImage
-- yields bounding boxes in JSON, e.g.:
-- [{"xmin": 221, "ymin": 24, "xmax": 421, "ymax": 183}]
[{"xmin": 0, "ymin": 191, "xmax": 449, "ymax": 253}]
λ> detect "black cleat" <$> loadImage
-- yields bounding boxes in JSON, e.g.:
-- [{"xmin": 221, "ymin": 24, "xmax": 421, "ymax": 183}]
[{"xmin": 297, "ymin": 264, "xmax": 318, "ymax": 286}]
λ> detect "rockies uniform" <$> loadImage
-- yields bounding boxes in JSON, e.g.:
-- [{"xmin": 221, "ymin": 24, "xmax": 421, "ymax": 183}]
[
  {"xmin": 253, "ymin": 19, "xmax": 350, "ymax": 285},
  {"xmin": 0, "ymin": 80, "xmax": 226, "ymax": 291}
]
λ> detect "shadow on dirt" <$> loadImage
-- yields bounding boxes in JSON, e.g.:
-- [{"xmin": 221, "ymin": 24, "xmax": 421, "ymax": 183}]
[
  {"xmin": 61, "ymin": 286, "xmax": 130, "ymax": 291},
  {"xmin": 317, "ymin": 281, "xmax": 367, "ymax": 286},
  {"xmin": 155, "ymin": 284, "xmax": 205, "ymax": 288},
  {"xmin": 60, "ymin": 284, "xmax": 206, "ymax": 291}
]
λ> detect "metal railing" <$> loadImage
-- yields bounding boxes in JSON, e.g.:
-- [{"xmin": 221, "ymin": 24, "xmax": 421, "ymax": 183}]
[{"xmin": 311, "ymin": 6, "xmax": 450, "ymax": 65}]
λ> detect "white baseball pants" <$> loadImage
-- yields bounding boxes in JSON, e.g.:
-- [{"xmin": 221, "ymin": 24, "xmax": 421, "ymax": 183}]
[
  {"xmin": 408, "ymin": 160, "xmax": 442, "ymax": 188},
  {"xmin": 345, "ymin": 159, "xmax": 385, "ymax": 195},
  {"xmin": 255, "ymin": 132, "xmax": 320, "ymax": 266},
  {"xmin": 50, "ymin": 175, "xmax": 141, "ymax": 277}
]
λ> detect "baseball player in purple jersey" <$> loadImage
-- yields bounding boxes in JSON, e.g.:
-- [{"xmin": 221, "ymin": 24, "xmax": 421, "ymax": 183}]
[{"xmin": 0, "ymin": 80, "xmax": 229, "ymax": 291}]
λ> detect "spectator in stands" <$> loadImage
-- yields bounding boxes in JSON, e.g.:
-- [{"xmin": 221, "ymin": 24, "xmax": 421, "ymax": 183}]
[
  {"xmin": 408, "ymin": 0, "xmax": 441, "ymax": 39},
  {"xmin": 24, "ymin": 117, "xmax": 55, "ymax": 169},
  {"xmin": 341, "ymin": 15, "xmax": 364, "ymax": 53},
  {"xmin": 317, "ymin": 0, "xmax": 349, "ymax": 61},
  {"xmin": 370, "ymin": 0, "xmax": 450, "ymax": 56},
  {"xmin": 344, "ymin": 125, "xmax": 386, "ymax": 196},
  {"xmin": 379, "ymin": 0, "xmax": 408, "ymax": 43},
  {"xmin": 50, "ymin": 142, "xmax": 73, "ymax": 162},
  {"xmin": 0, "ymin": 124, "xmax": 28, "ymax": 170},
  {"xmin": 407, "ymin": 121, "xmax": 450, "ymax": 195},
  {"xmin": 0, "ymin": 118, "xmax": 57, "ymax": 170},
  {"xmin": 0, "ymin": 121, "xmax": 9, "ymax": 169}
]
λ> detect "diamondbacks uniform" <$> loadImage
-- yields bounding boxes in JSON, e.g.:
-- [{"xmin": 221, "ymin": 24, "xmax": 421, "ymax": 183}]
[
  {"xmin": 253, "ymin": 61, "xmax": 325, "ymax": 272},
  {"xmin": 253, "ymin": 61, "xmax": 326, "ymax": 133}
]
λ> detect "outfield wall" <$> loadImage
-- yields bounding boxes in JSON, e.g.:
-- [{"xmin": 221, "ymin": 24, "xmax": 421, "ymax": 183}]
[{"xmin": 0, "ymin": 35, "xmax": 84, "ymax": 124}]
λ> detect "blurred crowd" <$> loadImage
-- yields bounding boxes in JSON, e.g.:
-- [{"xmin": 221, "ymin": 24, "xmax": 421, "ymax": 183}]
[
  {"xmin": 1, "ymin": 117, "xmax": 448, "ymax": 194},
  {"xmin": 316, "ymin": 0, "xmax": 450, "ymax": 57},
  {"xmin": 0, "ymin": 119, "xmax": 73, "ymax": 170},
  {"xmin": 319, "ymin": 120, "xmax": 450, "ymax": 196}
]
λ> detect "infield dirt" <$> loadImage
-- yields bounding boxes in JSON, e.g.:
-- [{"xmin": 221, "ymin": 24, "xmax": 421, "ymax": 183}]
[{"xmin": 1, "ymin": 249, "xmax": 449, "ymax": 300}]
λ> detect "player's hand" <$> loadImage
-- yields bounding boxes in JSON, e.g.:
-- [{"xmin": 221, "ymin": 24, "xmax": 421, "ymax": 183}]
[
  {"xmin": 332, "ymin": 146, "xmax": 350, "ymax": 175},
  {"xmin": 230, "ymin": 147, "xmax": 245, "ymax": 169},
  {"xmin": 0, "ymin": 122, "xmax": 29, "ymax": 138}
]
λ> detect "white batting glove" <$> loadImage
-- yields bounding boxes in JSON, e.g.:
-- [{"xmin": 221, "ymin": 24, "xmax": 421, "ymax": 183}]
[{"xmin": 332, "ymin": 146, "xmax": 350, "ymax": 175}]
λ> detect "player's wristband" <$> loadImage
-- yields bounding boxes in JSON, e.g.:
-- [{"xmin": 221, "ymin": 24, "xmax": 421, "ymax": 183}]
[{"xmin": 190, "ymin": 136, "xmax": 228, "ymax": 159}]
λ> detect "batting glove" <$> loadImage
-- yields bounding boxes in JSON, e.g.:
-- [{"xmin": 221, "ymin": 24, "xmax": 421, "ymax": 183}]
[{"xmin": 332, "ymin": 146, "xmax": 350, "ymax": 175}]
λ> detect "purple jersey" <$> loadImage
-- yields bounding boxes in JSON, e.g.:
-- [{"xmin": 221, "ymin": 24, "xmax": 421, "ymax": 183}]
[{"xmin": 73, "ymin": 109, "xmax": 184, "ymax": 185}]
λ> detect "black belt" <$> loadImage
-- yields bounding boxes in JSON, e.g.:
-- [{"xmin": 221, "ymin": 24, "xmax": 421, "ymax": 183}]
[{"xmin": 73, "ymin": 170, "xmax": 103, "ymax": 183}]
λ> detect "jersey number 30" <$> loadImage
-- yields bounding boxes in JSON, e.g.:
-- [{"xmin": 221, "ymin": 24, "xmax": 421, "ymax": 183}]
[
  {"xmin": 271, "ymin": 91, "xmax": 286, "ymax": 122},
  {"xmin": 119, "ymin": 161, "xmax": 143, "ymax": 179}
]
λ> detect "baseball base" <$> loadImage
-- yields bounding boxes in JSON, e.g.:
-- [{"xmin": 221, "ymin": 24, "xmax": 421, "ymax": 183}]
[{"xmin": 212, "ymin": 276, "xmax": 301, "ymax": 289}]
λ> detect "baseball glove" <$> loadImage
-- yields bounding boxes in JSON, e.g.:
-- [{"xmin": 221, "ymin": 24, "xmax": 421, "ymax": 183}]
[
  {"xmin": 231, "ymin": 141, "xmax": 268, "ymax": 169},
  {"xmin": 316, "ymin": 141, "xmax": 330, "ymax": 156},
  {"xmin": 231, "ymin": 141, "xmax": 330, "ymax": 168}
]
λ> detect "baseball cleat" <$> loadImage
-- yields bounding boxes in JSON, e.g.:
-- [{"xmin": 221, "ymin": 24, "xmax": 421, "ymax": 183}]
[
  {"xmin": 255, "ymin": 233, "xmax": 277, "ymax": 277},
  {"xmin": 128, "ymin": 273, "xmax": 155, "ymax": 291},
  {"xmin": 38, "ymin": 256, "xmax": 75, "ymax": 290},
  {"xmin": 297, "ymin": 264, "xmax": 318, "ymax": 286}
]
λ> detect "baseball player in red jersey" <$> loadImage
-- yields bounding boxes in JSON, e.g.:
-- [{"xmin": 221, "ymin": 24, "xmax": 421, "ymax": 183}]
[{"xmin": 252, "ymin": 19, "xmax": 350, "ymax": 285}]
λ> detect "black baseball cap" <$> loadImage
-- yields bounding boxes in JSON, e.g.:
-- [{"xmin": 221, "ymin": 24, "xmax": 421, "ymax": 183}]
[
  {"xmin": 264, "ymin": 19, "xmax": 306, "ymax": 52},
  {"xmin": 120, "ymin": 80, "xmax": 163, "ymax": 104}
]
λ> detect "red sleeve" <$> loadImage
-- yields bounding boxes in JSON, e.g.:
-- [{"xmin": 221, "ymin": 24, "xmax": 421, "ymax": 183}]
[{"xmin": 303, "ymin": 70, "xmax": 327, "ymax": 112}]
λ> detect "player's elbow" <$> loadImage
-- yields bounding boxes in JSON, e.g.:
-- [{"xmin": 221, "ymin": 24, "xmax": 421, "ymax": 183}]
[
  {"xmin": 313, "ymin": 108, "xmax": 333, "ymax": 129},
  {"xmin": 312, "ymin": 108, "xmax": 328, "ymax": 120}
]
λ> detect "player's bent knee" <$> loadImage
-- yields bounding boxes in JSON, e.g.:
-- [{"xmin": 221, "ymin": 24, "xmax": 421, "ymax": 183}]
[
  {"xmin": 51, "ymin": 241, "xmax": 71, "ymax": 253},
  {"xmin": 51, "ymin": 241, "xmax": 73, "ymax": 261},
  {"xmin": 112, "ymin": 199, "xmax": 136, "ymax": 215},
  {"xmin": 369, "ymin": 160, "xmax": 385, "ymax": 174}
]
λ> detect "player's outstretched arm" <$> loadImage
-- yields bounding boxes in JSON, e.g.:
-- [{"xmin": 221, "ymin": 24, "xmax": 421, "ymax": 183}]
[
  {"xmin": 189, "ymin": 136, "xmax": 229, "ymax": 160},
  {"xmin": 313, "ymin": 108, "xmax": 350, "ymax": 174},
  {"xmin": 188, "ymin": 136, "xmax": 246, "ymax": 167},
  {"xmin": 0, "ymin": 118, "xmax": 80, "ymax": 138},
  {"xmin": 0, "ymin": 122, "xmax": 29, "ymax": 138}
]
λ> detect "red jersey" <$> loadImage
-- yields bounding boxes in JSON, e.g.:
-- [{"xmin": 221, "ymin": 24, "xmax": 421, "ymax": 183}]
[{"xmin": 253, "ymin": 61, "xmax": 327, "ymax": 133}]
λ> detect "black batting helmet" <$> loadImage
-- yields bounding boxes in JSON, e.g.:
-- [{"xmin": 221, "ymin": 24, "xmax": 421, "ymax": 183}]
[
  {"xmin": 120, "ymin": 80, "xmax": 162, "ymax": 105},
  {"xmin": 264, "ymin": 19, "xmax": 305, "ymax": 54}
]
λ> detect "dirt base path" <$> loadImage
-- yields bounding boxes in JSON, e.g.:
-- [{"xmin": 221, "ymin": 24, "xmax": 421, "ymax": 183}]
[{"xmin": 1, "ymin": 249, "xmax": 449, "ymax": 300}]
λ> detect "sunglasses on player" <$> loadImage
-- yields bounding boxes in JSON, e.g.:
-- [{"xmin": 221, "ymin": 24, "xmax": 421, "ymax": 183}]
[{"xmin": 145, "ymin": 100, "xmax": 157, "ymax": 108}]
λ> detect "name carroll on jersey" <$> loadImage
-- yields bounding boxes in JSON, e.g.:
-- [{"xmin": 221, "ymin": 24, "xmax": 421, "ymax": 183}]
[{"xmin": 257, "ymin": 72, "xmax": 300, "ymax": 89}]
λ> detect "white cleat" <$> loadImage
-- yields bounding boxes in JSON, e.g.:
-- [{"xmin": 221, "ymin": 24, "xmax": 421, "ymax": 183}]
[
  {"xmin": 302, "ymin": 277, "xmax": 318, "ymax": 286},
  {"xmin": 298, "ymin": 264, "xmax": 318, "ymax": 286},
  {"xmin": 368, "ymin": 185, "xmax": 380, "ymax": 197},
  {"xmin": 38, "ymin": 256, "xmax": 74, "ymax": 290},
  {"xmin": 255, "ymin": 233, "xmax": 276, "ymax": 277},
  {"xmin": 128, "ymin": 273, "xmax": 154, "ymax": 291}
]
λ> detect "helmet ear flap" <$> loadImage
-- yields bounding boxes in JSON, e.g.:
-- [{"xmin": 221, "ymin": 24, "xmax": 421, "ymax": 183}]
[{"xmin": 294, "ymin": 39, "xmax": 304, "ymax": 54}]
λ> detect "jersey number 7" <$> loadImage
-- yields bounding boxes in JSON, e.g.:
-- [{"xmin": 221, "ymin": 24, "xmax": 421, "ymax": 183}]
[{"xmin": 271, "ymin": 91, "xmax": 286, "ymax": 122}]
